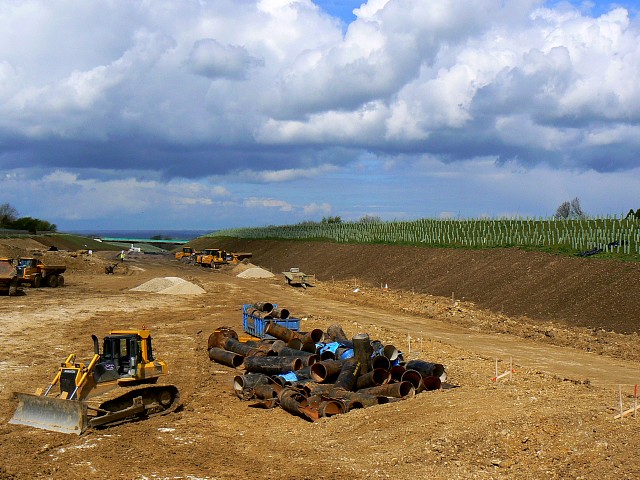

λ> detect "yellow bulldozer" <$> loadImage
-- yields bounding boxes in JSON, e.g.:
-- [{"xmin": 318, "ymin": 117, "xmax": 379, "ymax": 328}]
[
  {"xmin": 195, "ymin": 248, "xmax": 252, "ymax": 268},
  {"xmin": 175, "ymin": 246, "xmax": 199, "ymax": 261},
  {"xmin": 10, "ymin": 329, "xmax": 180, "ymax": 434}
]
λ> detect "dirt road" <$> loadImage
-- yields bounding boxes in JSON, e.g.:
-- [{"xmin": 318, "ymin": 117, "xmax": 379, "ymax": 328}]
[{"xmin": 1, "ymin": 250, "xmax": 639, "ymax": 479}]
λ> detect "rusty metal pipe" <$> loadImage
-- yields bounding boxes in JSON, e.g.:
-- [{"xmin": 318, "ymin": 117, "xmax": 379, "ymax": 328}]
[
  {"xmin": 358, "ymin": 381, "xmax": 415, "ymax": 398},
  {"xmin": 265, "ymin": 321, "xmax": 302, "ymax": 343},
  {"xmin": 383, "ymin": 344, "xmax": 399, "ymax": 361},
  {"xmin": 254, "ymin": 383, "xmax": 280, "ymax": 400},
  {"xmin": 326, "ymin": 324, "xmax": 350, "ymax": 343},
  {"xmin": 244, "ymin": 356, "xmax": 303, "ymax": 375},
  {"xmin": 207, "ymin": 327, "xmax": 238, "ymax": 350},
  {"xmin": 272, "ymin": 344, "xmax": 317, "ymax": 358},
  {"xmin": 338, "ymin": 391, "xmax": 388, "ymax": 409},
  {"xmin": 300, "ymin": 329, "xmax": 324, "ymax": 344},
  {"xmin": 389, "ymin": 365, "xmax": 406, "ymax": 381},
  {"xmin": 224, "ymin": 337, "xmax": 255, "ymax": 355},
  {"xmin": 333, "ymin": 358, "xmax": 361, "ymax": 392},
  {"xmin": 356, "ymin": 368, "xmax": 390, "ymax": 389},
  {"xmin": 271, "ymin": 307, "xmax": 290, "ymax": 319},
  {"xmin": 352, "ymin": 333, "xmax": 373, "ymax": 375},
  {"xmin": 405, "ymin": 360, "xmax": 445, "ymax": 380},
  {"xmin": 310, "ymin": 359, "xmax": 344, "ymax": 383},
  {"xmin": 320, "ymin": 399, "xmax": 346, "ymax": 417},
  {"xmin": 287, "ymin": 337, "xmax": 303, "ymax": 350},
  {"xmin": 233, "ymin": 373, "xmax": 271, "ymax": 399},
  {"xmin": 421, "ymin": 375, "xmax": 442, "ymax": 391},
  {"xmin": 302, "ymin": 382, "xmax": 335, "ymax": 397},
  {"xmin": 208, "ymin": 347, "xmax": 244, "ymax": 368},
  {"xmin": 253, "ymin": 302, "xmax": 274, "ymax": 313},
  {"xmin": 400, "ymin": 369, "xmax": 423, "ymax": 390},
  {"xmin": 301, "ymin": 339, "xmax": 317, "ymax": 354},
  {"xmin": 279, "ymin": 389, "xmax": 309, "ymax": 420},
  {"xmin": 372, "ymin": 355, "xmax": 391, "ymax": 371}
]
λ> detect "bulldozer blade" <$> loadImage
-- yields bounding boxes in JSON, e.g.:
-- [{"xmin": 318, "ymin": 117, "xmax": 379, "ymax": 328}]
[{"xmin": 9, "ymin": 393, "xmax": 87, "ymax": 435}]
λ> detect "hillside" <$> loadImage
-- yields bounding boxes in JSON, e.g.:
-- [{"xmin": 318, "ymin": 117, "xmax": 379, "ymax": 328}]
[{"xmin": 195, "ymin": 237, "xmax": 640, "ymax": 335}]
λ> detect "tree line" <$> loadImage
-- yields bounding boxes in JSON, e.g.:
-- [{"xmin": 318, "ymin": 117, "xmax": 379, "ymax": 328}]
[{"xmin": 0, "ymin": 203, "xmax": 57, "ymax": 233}]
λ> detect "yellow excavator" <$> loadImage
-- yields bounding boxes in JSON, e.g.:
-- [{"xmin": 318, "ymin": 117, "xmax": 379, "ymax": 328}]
[{"xmin": 10, "ymin": 329, "xmax": 179, "ymax": 434}]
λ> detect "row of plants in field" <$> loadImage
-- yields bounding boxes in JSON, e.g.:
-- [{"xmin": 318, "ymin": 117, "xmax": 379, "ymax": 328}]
[{"xmin": 212, "ymin": 216, "xmax": 640, "ymax": 257}]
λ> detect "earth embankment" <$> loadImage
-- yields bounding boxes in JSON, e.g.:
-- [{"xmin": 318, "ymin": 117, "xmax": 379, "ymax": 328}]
[{"xmin": 199, "ymin": 238, "xmax": 640, "ymax": 334}]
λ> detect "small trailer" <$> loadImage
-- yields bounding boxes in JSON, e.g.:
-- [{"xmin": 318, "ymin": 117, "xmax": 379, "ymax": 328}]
[{"xmin": 282, "ymin": 268, "xmax": 315, "ymax": 288}]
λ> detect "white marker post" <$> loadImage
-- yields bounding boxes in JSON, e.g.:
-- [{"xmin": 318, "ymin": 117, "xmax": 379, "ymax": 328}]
[{"xmin": 492, "ymin": 356, "xmax": 515, "ymax": 382}]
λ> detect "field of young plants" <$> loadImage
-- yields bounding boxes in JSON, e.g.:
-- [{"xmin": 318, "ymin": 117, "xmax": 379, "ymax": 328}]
[{"xmin": 214, "ymin": 216, "xmax": 640, "ymax": 258}]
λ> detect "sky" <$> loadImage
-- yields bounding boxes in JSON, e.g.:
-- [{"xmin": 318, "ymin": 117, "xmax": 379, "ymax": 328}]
[{"xmin": 1, "ymin": 0, "xmax": 640, "ymax": 231}]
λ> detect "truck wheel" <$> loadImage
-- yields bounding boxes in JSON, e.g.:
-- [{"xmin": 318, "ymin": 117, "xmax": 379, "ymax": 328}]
[
  {"xmin": 57, "ymin": 275, "xmax": 65, "ymax": 287},
  {"xmin": 33, "ymin": 275, "xmax": 41, "ymax": 288},
  {"xmin": 8, "ymin": 279, "xmax": 18, "ymax": 296},
  {"xmin": 47, "ymin": 275, "xmax": 59, "ymax": 288}
]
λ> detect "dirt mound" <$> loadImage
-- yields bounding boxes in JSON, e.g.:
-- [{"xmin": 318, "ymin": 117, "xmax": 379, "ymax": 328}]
[
  {"xmin": 236, "ymin": 266, "xmax": 275, "ymax": 279},
  {"xmin": 131, "ymin": 276, "xmax": 205, "ymax": 295}
]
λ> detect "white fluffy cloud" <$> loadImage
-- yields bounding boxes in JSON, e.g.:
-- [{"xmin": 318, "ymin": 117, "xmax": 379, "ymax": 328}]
[{"xmin": 0, "ymin": 0, "xmax": 639, "ymax": 229}]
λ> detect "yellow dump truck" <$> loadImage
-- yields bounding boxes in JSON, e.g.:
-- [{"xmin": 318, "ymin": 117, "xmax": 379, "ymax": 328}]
[{"xmin": 15, "ymin": 257, "xmax": 66, "ymax": 288}]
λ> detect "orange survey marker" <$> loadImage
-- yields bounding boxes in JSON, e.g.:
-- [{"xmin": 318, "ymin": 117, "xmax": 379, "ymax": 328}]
[{"xmin": 492, "ymin": 356, "xmax": 515, "ymax": 382}]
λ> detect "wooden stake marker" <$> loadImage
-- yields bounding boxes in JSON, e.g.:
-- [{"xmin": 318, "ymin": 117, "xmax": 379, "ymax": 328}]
[
  {"xmin": 492, "ymin": 356, "xmax": 515, "ymax": 382},
  {"xmin": 614, "ymin": 384, "xmax": 640, "ymax": 419}
]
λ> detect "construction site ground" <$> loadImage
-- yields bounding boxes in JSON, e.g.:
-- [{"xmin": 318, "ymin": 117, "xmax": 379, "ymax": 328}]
[{"xmin": 1, "ymin": 237, "xmax": 640, "ymax": 479}]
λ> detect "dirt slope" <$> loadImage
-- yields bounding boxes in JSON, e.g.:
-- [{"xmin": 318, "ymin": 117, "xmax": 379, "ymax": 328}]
[
  {"xmin": 202, "ymin": 238, "xmax": 640, "ymax": 334},
  {"xmin": 1, "ymin": 237, "xmax": 640, "ymax": 479}
]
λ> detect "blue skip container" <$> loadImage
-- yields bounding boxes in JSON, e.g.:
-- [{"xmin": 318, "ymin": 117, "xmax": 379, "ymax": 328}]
[{"xmin": 242, "ymin": 304, "xmax": 301, "ymax": 339}]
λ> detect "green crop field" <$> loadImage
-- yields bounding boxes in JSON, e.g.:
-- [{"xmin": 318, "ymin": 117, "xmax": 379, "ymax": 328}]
[{"xmin": 211, "ymin": 215, "xmax": 640, "ymax": 259}]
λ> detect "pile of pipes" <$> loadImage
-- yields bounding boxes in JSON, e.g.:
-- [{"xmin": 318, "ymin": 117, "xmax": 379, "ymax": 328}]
[{"xmin": 208, "ymin": 322, "xmax": 447, "ymax": 422}]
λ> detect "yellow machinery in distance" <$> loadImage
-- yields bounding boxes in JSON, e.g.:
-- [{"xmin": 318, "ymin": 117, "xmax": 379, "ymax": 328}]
[
  {"xmin": 175, "ymin": 246, "xmax": 200, "ymax": 260},
  {"xmin": 10, "ymin": 329, "xmax": 179, "ymax": 434},
  {"xmin": 195, "ymin": 248, "xmax": 252, "ymax": 268},
  {"xmin": 15, "ymin": 257, "xmax": 66, "ymax": 288}
]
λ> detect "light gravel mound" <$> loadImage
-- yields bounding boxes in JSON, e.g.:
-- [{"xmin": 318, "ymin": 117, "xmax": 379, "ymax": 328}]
[
  {"xmin": 131, "ymin": 276, "xmax": 205, "ymax": 295},
  {"xmin": 237, "ymin": 267, "xmax": 274, "ymax": 279}
]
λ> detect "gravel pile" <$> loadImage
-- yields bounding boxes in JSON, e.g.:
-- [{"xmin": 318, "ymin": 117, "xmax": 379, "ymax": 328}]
[
  {"xmin": 237, "ymin": 267, "xmax": 275, "ymax": 279},
  {"xmin": 131, "ymin": 276, "xmax": 205, "ymax": 295}
]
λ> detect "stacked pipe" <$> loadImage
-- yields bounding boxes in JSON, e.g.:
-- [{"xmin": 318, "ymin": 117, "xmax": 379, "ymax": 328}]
[
  {"xmin": 208, "ymin": 322, "xmax": 449, "ymax": 422},
  {"xmin": 245, "ymin": 302, "xmax": 291, "ymax": 320}
]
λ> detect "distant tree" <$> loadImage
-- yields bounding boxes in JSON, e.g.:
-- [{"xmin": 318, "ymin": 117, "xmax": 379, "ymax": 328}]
[
  {"xmin": 358, "ymin": 215, "xmax": 382, "ymax": 224},
  {"xmin": 555, "ymin": 201, "xmax": 571, "ymax": 219},
  {"xmin": 570, "ymin": 197, "xmax": 585, "ymax": 219},
  {"xmin": 626, "ymin": 209, "xmax": 640, "ymax": 220},
  {"xmin": 555, "ymin": 197, "xmax": 586, "ymax": 219},
  {"xmin": 0, "ymin": 203, "xmax": 19, "ymax": 227},
  {"xmin": 10, "ymin": 217, "xmax": 57, "ymax": 233},
  {"xmin": 321, "ymin": 215, "xmax": 342, "ymax": 224}
]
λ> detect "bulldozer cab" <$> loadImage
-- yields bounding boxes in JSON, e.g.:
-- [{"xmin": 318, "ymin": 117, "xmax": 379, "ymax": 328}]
[
  {"xmin": 101, "ymin": 334, "xmax": 141, "ymax": 377},
  {"xmin": 99, "ymin": 331, "xmax": 157, "ymax": 377}
]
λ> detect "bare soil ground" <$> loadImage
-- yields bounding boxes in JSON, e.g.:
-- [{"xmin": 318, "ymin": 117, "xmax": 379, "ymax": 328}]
[{"xmin": 1, "ymin": 238, "xmax": 640, "ymax": 479}]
